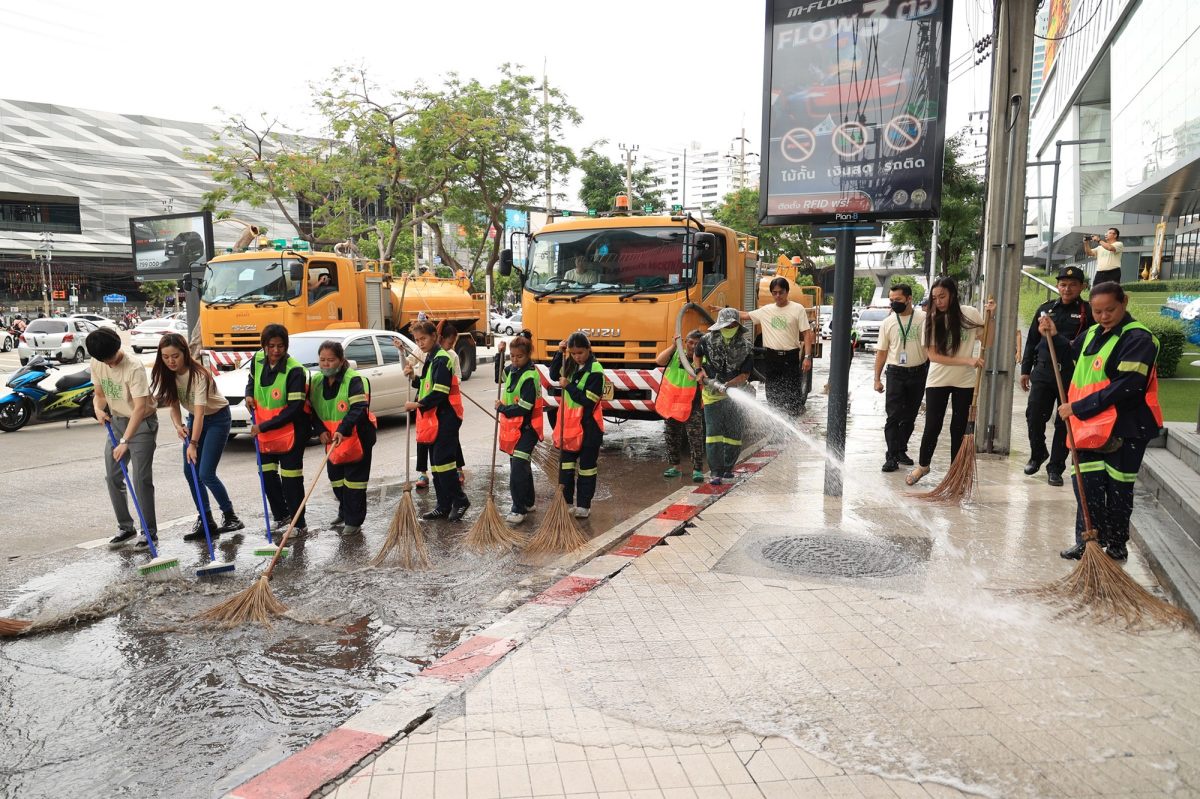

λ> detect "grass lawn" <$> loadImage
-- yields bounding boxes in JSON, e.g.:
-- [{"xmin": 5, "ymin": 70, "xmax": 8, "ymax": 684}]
[{"xmin": 1157, "ymin": 378, "xmax": 1199, "ymax": 423}]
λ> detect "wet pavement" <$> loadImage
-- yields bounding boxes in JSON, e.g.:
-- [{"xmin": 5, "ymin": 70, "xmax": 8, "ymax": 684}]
[{"xmin": 0, "ymin": 392, "xmax": 694, "ymax": 797}]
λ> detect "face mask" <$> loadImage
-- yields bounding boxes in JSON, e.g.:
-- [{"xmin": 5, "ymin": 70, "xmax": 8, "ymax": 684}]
[
  {"xmin": 891, "ymin": 300, "xmax": 908, "ymax": 314},
  {"xmin": 321, "ymin": 365, "xmax": 341, "ymax": 377},
  {"xmin": 720, "ymin": 326, "xmax": 738, "ymax": 341}
]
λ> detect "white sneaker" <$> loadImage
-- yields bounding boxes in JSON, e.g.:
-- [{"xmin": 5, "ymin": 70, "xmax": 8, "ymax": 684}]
[
  {"xmin": 572, "ymin": 506, "xmax": 591, "ymax": 519},
  {"xmin": 505, "ymin": 512, "xmax": 526, "ymax": 525}
]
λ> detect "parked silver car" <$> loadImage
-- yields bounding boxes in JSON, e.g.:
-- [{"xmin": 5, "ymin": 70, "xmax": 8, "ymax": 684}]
[{"xmin": 17, "ymin": 318, "xmax": 97, "ymax": 365}]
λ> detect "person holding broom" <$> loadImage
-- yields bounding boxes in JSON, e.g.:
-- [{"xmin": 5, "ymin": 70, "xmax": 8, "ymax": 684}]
[
  {"xmin": 150, "ymin": 332, "xmax": 244, "ymax": 540},
  {"xmin": 655, "ymin": 330, "xmax": 705, "ymax": 482},
  {"xmin": 404, "ymin": 320, "xmax": 470, "ymax": 521},
  {"xmin": 906, "ymin": 279, "xmax": 991, "ymax": 486},
  {"xmin": 309, "ymin": 340, "xmax": 378, "ymax": 536},
  {"xmin": 695, "ymin": 308, "xmax": 754, "ymax": 486},
  {"xmin": 246, "ymin": 324, "xmax": 310, "ymax": 535},
  {"xmin": 1042, "ymin": 282, "xmax": 1163, "ymax": 561},
  {"xmin": 495, "ymin": 332, "xmax": 543, "ymax": 524},
  {"xmin": 412, "ymin": 325, "xmax": 466, "ymax": 491},
  {"xmin": 549, "ymin": 332, "xmax": 605, "ymax": 518}
]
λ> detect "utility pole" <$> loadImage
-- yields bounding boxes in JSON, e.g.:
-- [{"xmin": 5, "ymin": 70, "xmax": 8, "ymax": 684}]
[
  {"xmin": 543, "ymin": 64, "xmax": 553, "ymax": 218},
  {"xmin": 618, "ymin": 143, "xmax": 639, "ymax": 200},
  {"xmin": 929, "ymin": 219, "xmax": 940, "ymax": 286},
  {"xmin": 41, "ymin": 230, "xmax": 54, "ymax": 316},
  {"xmin": 977, "ymin": 0, "xmax": 1037, "ymax": 456}
]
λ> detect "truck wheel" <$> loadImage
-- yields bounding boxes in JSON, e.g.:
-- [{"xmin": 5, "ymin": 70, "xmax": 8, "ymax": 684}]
[{"xmin": 457, "ymin": 342, "xmax": 476, "ymax": 381}]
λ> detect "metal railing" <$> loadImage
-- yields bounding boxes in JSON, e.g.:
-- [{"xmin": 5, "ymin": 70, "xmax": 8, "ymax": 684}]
[{"xmin": 1021, "ymin": 269, "xmax": 1056, "ymax": 303}]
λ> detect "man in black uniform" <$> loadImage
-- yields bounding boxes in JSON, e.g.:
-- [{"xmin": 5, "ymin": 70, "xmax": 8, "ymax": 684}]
[{"xmin": 1020, "ymin": 266, "xmax": 1091, "ymax": 486}]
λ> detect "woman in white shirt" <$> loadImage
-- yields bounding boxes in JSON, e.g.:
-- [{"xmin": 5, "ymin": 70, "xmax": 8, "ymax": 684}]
[{"xmin": 907, "ymin": 277, "xmax": 987, "ymax": 486}]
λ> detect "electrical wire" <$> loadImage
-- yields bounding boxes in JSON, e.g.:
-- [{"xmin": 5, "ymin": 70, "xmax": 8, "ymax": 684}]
[{"xmin": 1034, "ymin": 0, "xmax": 1103, "ymax": 41}]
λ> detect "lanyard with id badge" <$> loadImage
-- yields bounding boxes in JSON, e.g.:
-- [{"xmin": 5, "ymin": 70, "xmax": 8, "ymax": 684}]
[{"xmin": 895, "ymin": 312, "xmax": 915, "ymax": 365}]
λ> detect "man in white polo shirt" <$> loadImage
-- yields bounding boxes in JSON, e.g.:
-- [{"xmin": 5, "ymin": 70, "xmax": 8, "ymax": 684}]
[
  {"xmin": 739, "ymin": 276, "xmax": 813, "ymax": 414},
  {"xmin": 1083, "ymin": 227, "xmax": 1124, "ymax": 285},
  {"xmin": 873, "ymin": 283, "xmax": 928, "ymax": 472}
]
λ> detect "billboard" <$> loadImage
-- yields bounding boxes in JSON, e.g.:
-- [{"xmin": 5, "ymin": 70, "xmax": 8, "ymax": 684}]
[
  {"xmin": 1043, "ymin": 0, "xmax": 1070, "ymax": 82},
  {"xmin": 128, "ymin": 211, "xmax": 214, "ymax": 278},
  {"xmin": 759, "ymin": 0, "xmax": 954, "ymax": 226}
]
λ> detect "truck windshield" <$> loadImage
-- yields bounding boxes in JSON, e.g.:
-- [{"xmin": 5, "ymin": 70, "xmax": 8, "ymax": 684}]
[
  {"xmin": 526, "ymin": 227, "xmax": 696, "ymax": 294},
  {"xmin": 202, "ymin": 258, "xmax": 301, "ymax": 304}
]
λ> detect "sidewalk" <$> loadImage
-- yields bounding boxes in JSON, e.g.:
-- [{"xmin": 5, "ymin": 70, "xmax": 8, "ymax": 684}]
[{"xmin": 238, "ymin": 382, "xmax": 1200, "ymax": 798}]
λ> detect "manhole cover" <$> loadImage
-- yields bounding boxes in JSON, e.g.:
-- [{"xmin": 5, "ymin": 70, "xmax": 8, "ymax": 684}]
[{"xmin": 755, "ymin": 535, "xmax": 921, "ymax": 579}]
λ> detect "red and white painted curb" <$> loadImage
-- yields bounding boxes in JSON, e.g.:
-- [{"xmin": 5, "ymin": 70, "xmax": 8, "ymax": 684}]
[{"xmin": 226, "ymin": 446, "xmax": 782, "ymax": 799}]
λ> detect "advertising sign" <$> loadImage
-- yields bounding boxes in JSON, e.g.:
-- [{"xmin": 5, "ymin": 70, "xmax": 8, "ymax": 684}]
[
  {"xmin": 1151, "ymin": 219, "xmax": 1167, "ymax": 280},
  {"xmin": 759, "ymin": 0, "xmax": 954, "ymax": 226},
  {"xmin": 505, "ymin": 208, "xmax": 529, "ymax": 232},
  {"xmin": 128, "ymin": 211, "xmax": 214, "ymax": 278},
  {"xmin": 1043, "ymin": 0, "xmax": 1071, "ymax": 82}
]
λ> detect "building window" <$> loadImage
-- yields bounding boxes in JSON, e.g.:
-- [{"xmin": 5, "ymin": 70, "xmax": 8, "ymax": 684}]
[{"xmin": 0, "ymin": 197, "xmax": 82, "ymax": 234}]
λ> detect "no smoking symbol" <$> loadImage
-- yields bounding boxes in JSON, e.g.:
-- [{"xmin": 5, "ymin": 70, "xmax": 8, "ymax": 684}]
[
  {"xmin": 831, "ymin": 122, "xmax": 867, "ymax": 157},
  {"xmin": 780, "ymin": 127, "xmax": 816, "ymax": 163},
  {"xmin": 885, "ymin": 114, "xmax": 923, "ymax": 152}
]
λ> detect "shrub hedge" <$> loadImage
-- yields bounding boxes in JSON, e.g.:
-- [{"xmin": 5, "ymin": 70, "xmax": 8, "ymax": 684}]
[
  {"xmin": 1122, "ymin": 279, "xmax": 1200, "ymax": 293},
  {"xmin": 1140, "ymin": 315, "xmax": 1189, "ymax": 378}
]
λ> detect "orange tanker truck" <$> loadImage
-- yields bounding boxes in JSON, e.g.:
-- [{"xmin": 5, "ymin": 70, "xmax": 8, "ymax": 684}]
[
  {"xmin": 498, "ymin": 200, "xmax": 820, "ymax": 422},
  {"xmin": 199, "ymin": 238, "xmax": 488, "ymax": 377}
]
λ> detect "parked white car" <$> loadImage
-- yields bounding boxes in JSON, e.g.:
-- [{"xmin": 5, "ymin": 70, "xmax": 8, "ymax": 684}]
[
  {"xmin": 66, "ymin": 313, "xmax": 120, "ymax": 330},
  {"xmin": 854, "ymin": 306, "xmax": 893, "ymax": 351},
  {"xmin": 130, "ymin": 318, "xmax": 188, "ymax": 353},
  {"xmin": 17, "ymin": 317, "xmax": 98, "ymax": 364},
  {"xmin": 216, "ymin": 329, "xmax": 419, "ymax": 437}
]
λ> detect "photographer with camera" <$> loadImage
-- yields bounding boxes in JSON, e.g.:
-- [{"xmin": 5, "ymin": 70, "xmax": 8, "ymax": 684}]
[{"xmin": 1083, "ymin": 228, "xmax": 1124, "ymax": 285}]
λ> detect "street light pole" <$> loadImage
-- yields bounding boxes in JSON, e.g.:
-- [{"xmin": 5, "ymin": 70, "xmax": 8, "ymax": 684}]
[
  {"xmin": 1043, "ymin": 138, "xmax": 1105, "ymax": 275},
  {"xmin": 618, "ymin": 143, "xmax": 639, "ymax": 200}
]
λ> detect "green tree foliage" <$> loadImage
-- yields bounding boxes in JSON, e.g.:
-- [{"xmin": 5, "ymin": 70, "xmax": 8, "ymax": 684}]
[
  {"xmin": 886, "ymin": 135, "xmax": 983, "ymax": 283},
  {"xmin": 577, "ymin": 142, "xmax": 662, "ymax": 212},
  {"xmin": 710, "ymin": 188, "xmax": 825, "ymax": 268},
  {"xmin": 890, "ymin": 275, "xmax": 926, "ymax": 302},
  {"xmin": 853, "ymin": 276, "xmax": 877, "ymax": 305},
  {"xmin": 141, "ymin": 280, "xmax": 178, "ymax": 311}
]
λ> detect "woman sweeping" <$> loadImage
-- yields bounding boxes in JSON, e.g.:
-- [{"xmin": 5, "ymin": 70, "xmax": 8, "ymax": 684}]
[
  {"xmin": 907, "ymin": 279, "xmax": 989, "ymax": 486},
  {"xmin": 404, "ymin": 321, "xmax": 470, "ymax": 521},
  {"xmin": 496, "ymin": 333, "xmax": 543, "ymax": 525},
  {"xmin": 309, "ymin": 340, "xmax": 378, "ymax": 536},
  {"xmin": 246, "ymin": 324, "xmax": 310, "ymax": 535},
  {"xmin": 549, "ymin": 332, "xmax": 605, "ymax": 519},
  {"xmin": 1041, "ymin": 282, "xmax": 1163, "ymax": 561},
  {"xmin": 695, "ymin": 308, "xmax": 754, "ymax": 486},
  {"xmin": 413, "ymin": 325, "xmax": 466, "ymax": 490},
  {"xmin": 150, "ymin": 333, "xmax": 244, "ymax": 539}
]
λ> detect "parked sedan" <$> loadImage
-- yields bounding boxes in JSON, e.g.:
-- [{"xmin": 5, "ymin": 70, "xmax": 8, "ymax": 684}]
[
  {"xmin": 17, "ymin": 318, "xmax": 97, "ymax": 364},
  {"xmin": 130, "ymin": 318, "xmax": 188, "ymax": 353},
  {"xmin": 67, "ymin": 313, "xmax": 120, "ymax": 330},
  {"xmin": 216, "ymin": 329, "xmax": 418, "ymax": 437}
]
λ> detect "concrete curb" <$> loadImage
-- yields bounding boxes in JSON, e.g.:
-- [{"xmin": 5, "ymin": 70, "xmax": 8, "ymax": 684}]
[{"xmin": 224, "ymin": 444, "xmax": 781, "ymax": 799}]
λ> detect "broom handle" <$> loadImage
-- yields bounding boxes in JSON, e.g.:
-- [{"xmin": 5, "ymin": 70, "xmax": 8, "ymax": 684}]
[
  {"xmin": 249, "ymin": 407, "xmax": 275, "ymax": 544},
  {"xmin": 104, "ymin": 420, "xmax": 157, "ymax": 558},
  {"xmin": 1041, "ymin": 317, "xmax": 1097, "ymax": 538},
  {"xmin": 186, "ymin": 441, "xmax": 218, "ymax": 562},
  {"xmin": 967, "ymin": 301, "xmax": 995, "ymax": 414},
  {"xmin": 396, "ymin": 337, "xmax": 501, "ymax": 421},
  {"xmin": 265, "ymin": 447, "xmax": 333, "ymax": 577},
  {"xmin": 489, "ymin": 350, "xmax": 505, "ymax": 492}
]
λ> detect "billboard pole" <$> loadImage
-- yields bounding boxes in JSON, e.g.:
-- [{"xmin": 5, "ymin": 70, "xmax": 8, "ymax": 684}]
[{"xmin": 824, "ymin": 227, "xmax": 855, "ymax": 497}]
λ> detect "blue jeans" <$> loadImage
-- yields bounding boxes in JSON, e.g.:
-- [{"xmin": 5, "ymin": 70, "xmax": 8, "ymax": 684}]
[{"xmin": 184, "ymin": 406, "xmax": 234, "ymax": 517}]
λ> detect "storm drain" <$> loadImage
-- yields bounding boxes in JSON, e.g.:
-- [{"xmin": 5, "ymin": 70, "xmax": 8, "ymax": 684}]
[{"xmin": 755, "ymin": 534, "xmax": 922, "ymax": 580}]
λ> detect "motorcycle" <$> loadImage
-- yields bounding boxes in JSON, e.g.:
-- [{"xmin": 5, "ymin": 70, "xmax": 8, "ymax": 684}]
[{"xmin": 0, "ymin": 355, "xmax": 95, "ymax": 432}]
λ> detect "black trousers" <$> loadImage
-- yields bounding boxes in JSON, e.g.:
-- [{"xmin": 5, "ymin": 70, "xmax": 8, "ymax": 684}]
[
  {"xmin": 327, "ymin": 446, "xmax": 372, "ymax": 527},
  {"xmin": 1026, "ymin": 379, "xmax": 1069, "ymax": 474},
  {"xmin": 260, "ymin": 433, "xmax": 306, "ymax": 529},
  {"xmin": 919, "ymin": 386, "xmax": 973, "ymax": 468},
  {"xmin": 1073, "ymin": 437, "xmax": 1149, "ymax": 546},
  {"xmin": 509, "ymin": 428, "xmax": 539, "ymax": 514},
  {"xmin": 560, "ymin": 444, "xmax": 600, "ymax": 508},
  {"xmin": 431, "ymin": 430, "xmax": 468, "ymax": 513},
  {"xmin": 883, "ymin": 362, "xmax": 928, "ymax": 460},
  {"xmin": 416, "ymin": 442, "xmax": 464, "ymax": 473},
  {"xmin": 665, "ymin": 406, "xmax": 705, "ymax": 472},
  {"xmin": 757, "ymin": 348, "xmax": 805, "ymax": 414}
]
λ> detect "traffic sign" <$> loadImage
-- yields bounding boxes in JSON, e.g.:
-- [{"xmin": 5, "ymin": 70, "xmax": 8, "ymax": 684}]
[
  {"xmin": 103, "ymin": 293, "xmax": 126, "ymax": 303},
  {"xmin": 671, "ymin": 204, "xmax": 684, "ymax": 213},
  {"xmin": 831, "ymin": 122, "xmax": 868, "ymax": 157},
  {"xmin": 780, "ymin": 127, "xmax": 816, "ymax": 163}
]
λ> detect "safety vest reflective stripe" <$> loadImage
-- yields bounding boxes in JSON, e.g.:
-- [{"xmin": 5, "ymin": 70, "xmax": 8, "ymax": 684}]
[
  {"xmin": 554, "ymin": 360, "xmax": 605, "ymax": 451},
  {"xmin": 431, "ymin": 461, "xmax": 458, "ymax": 473},
  {"xmin": 260, "ymin": 462, "xmax": 278, "ymax": 473},
  {"xmin": 1067, "ymin": 321, "xmax": 1163, "ymax": 449},
  {"xmin": 655, "ymin": 350, "xmax": 698, "ymax": 422},
  {"xmin": 499, "ymin": 367, "xmax": 544, "ymax": 455},
  {"xmin": 705, "ymin": 435, "xmax": 742, "ymax": 446},
  {"xmin": 309, "ymin": 368, "xmax": 371, "ymax": 465},
  {"xmin": 511, "ymin": 449, "xmax": 531, "ymax": 461},
  {"xmin": 342, "ymin": 479, "xmax": 368, "ymax": 490},
  {"xmin": 1072, "ymin": 460, "xmax": 1139, "ymax": 482},
  {"xmin": 578, "ymin": 466, "xmax": 598, "ymax": 477},
  {"xmin": 253, "ymin": 352, "xmax": 307, "ymax": 454},
  {"xmin": 279, "ymin": 467, "xmax": 304, "ymax": 478},
  {"xmin": 416, "ymin": 350, "xmax": 464, "ymax": 445},
  {"xmin": 330, "ymin": 478, "xmax": 345, "ymax": 488}
]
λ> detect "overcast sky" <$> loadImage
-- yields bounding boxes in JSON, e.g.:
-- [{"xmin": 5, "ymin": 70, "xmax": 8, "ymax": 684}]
[{"xmin": 2, "ymin": 0, "xmax": 993, "ymax": 199}]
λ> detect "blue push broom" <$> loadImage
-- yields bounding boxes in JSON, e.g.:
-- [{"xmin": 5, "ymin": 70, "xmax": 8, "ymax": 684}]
[
  {"xmin": 248, "ymin": 408, "xmax": 289, "ymax": 560},
  {"xmin": 187, "ymin": 444, "xmax": 235, "ymax": 577},
  {"xmin": 104, "ymin": 421, "xmax": 180, "ymax": 581}
]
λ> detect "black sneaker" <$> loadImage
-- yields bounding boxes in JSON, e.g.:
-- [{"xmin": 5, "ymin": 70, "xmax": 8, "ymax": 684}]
[
  {"xmin": 882, "ymin": 459, "xmax": 898, "ymax": 473},
  {"xmin": 1105, "ymin": 543, "xmax": 1128, "ymax": 561},
  {"xmin": 421, "ymin": 508, "xmax": 449, "ymax": 521},
  {"xmin": 1024, "ymin": 457, "xmax": 1046, "ymax": 476},
  {"xmin": 183, "ymin": 517, "xmax": 216, "ymax": 542},
  {"xmin": 133, "ymin": 534, "xmax": 159, "ymax": 551},
  {"xmin": 1060, "ymin": 541, "xmax": 1086, "ymax": 560},
  {"xmin": 108, "ymin": 529, "xmax": 137, "ymax": 548},
  {"xmin": 1047, "ymin": 472, "xmax": 1064, "ymax": 487},
  {"xmin": 448, "ymin": 500, "xmax": 471, "ymax": 522},
  {"xmin": 218, "ymin": 511, "xmax": 245, "ymax": 534},
  {"xmin": 896, "ymin": 453, "xmax": 914, "ymax": 466}
]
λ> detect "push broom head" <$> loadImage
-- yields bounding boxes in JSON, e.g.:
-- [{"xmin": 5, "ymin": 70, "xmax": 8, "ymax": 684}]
[
  {"xmin": 253, "ymin": 544, "xmax": 290, "ymax": 559},
  {"xmin": 196, "ymin": 560, "xmax": 236, "ymax": 578},
  {"xmin": 371, "ymin": 485, "xmax": 429, "ymax": 569},
  {"xmin": 0, "ymin": 617, "xmax": 32, "ymax": 637},
  {"xmin": 138, "ymin": 554, "xmax": 181, "ymax": 582},
  {"xmin": 465, "ymin": 496, "xmax": 527, "ymax": 554},
  {"xmin": 525, "ymin": 486, "xmax": 588, "ymax": 556}
]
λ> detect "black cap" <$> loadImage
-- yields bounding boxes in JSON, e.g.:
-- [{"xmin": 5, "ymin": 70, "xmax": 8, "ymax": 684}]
[{"xmin": 1056, "ymin": 266, "xmax": 1085, "ymax": 283}]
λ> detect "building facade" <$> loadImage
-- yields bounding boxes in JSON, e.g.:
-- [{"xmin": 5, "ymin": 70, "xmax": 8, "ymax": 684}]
[
  {"xmin": 1028, "ymin": 0, "xmax": 1200, "ymax": 280},
  {"xmin": 0, "ymin": 99, "xmax": 297, "ymax": 314},
  {"xmin": 646, "ymin": 142, "xmax": 760, "ymax": 214}
]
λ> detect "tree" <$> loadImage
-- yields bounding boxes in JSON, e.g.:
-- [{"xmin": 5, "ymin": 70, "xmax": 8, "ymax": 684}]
[
  {"xmin": 890, "ymin": 275, "xmax": 926, "ymax": 302},
  {"xmin": 710, "ymin": 188, "xmax": 826, "ymax": 268},
  {"xmin": 141, "ymin": 280, "xmax": 177, "ymax": 311},
  {"xmin": 578, "ymin": 142, "xmax": 662, "ymax": 212},
  {"xmin": 886, "ymin": 135, "xmax": 984, "ymax": 285}
]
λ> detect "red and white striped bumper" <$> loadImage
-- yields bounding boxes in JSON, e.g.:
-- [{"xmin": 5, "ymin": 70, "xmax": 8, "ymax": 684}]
[{"xmin": 535, "ymin": 364, "xmax": 662, "ymax": 414}]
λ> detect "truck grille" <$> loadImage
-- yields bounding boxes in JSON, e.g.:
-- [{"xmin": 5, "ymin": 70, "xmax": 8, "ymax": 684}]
[
  {"xmin": 211, "ymin": 332, "xmax": 262, "ymax": 349},
  {"xmin": 538, "ymin": 340, "xmax": 658, "ymax": 367}
]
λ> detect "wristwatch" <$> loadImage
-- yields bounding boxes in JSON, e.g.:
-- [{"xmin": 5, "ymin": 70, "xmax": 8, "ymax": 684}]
[{"xmin": 119, "ymin": 437, "xmax": 127, "ymax": 444}]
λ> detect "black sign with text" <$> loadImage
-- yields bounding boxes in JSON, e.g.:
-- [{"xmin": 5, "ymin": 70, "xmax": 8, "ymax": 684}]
[{"xmin": 759, "ymin": 0, "xmax": 954, "ymax": 226}]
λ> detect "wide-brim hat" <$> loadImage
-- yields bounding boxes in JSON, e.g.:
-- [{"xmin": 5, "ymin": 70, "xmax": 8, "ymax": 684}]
[{"xmin": 708, "ymin": 307, "xmax": 742, "ymax": 331}]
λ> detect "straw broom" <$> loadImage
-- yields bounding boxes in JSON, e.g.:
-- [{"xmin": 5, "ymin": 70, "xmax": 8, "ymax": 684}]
[
  {"xmin": 465, "ymin": 351, "xmax": 526, "ymax": 553},
  {"xmin": 525, "ymin": 365, "xmax": 588, "ymax": 556},
  {"xmin": 0, "ymin": 617, "xmax": 31, "ymax": 637},
  {"xmin": 1020, "ymin": 323, "xmax": 1190, "ymax": 628},
  {"xmin": 194, "ymin": 449, "xmax": 333, "ymax": 628},
  {"xmin": 372, "ymin": 402, "xmax": 430, "ymax": 569},
  {"xmin": 916, "ymin": 301, "xmax": 994, "ymax": 502}
]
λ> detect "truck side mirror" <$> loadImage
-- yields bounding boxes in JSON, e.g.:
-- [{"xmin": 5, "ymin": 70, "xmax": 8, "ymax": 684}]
[{"xmin": 499, "ymin": 249, "xmax": 514, "ymax": 277}]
